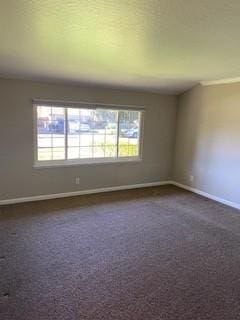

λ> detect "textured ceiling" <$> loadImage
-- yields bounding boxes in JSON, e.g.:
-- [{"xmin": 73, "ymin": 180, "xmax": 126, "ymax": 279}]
[{"xmin": 0, "ymin": 0, "xmax": 240, "ymax": 93}]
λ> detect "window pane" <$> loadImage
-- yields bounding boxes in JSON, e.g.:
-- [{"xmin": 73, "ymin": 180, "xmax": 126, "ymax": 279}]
[
  {"xmin": 52, "ymin": 136, "xmax": 65, "ymax": 147},
  {"xmin": 68, "ymin": 108, "xmax": 80, "ymax": 134},
  {"xmin": 118, "ymin": 143, "xmax": 129, "ymax": 157},
  {"xmin": 80, "ymin": 133, "xmax": 93, "ymax": 147},
  {"xmin": 118, "ymin": 110, "xmax": 140, "ymax": 157},
  {"xmin": 105, "ymin": 135, "xmax": 116, "ymax": 145},
  {"xmin": 129, "ymin": 144, "xmax": 138, "ymax": 157},
  {"xmin": 37, "ymin": 106, "xmax": 66, "ymax": 161},
  {"xmin": 105, "ymin": 145, "xmax": 117, "ymax": 157},
  {"xmin": 68, "ymin": 147, "xmax": 80, "ymax": 159},
  {"xmin": 94, "ymin": 109, "xmax": 118, "ymax": 158},
  {"xmin": 38, "ymin": 148, "xmax": 52, "ymax": 161},
  {"xmin": 67, "ymin": 108, "xmax": 95, "ymax": 159},
  {"xmin": 49, "ymin": 108, "xmax": 65, "ymax": 134},
  {"xmin": 93, "ymin": 146, "xmax": 105, "ymax": 158},
  {"xmin": 93, "ymin": 134, "xmax": 105, "ymax": 146},
  {"xmin": 38, "ymin": 137, "xmax": 52, "ymax": 148},
  {"xmin": 68, "ymin": 134, "xmax": 79, "ymax": 147},
  {"xmin": 53, "ymin": 148, "xmax": 65, "ymax": 160},
  {"xmin": 67, "ymin": 108, "xmax": 118, "ymax": 159},
  {"xmin": 80, "ymin": 147, "xmax": 93, "ymax": 158}
]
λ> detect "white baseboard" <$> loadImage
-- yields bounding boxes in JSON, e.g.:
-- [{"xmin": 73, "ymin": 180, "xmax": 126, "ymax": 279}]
[
  {"xmin": 1, "ymin": 180, "xmax": 239, "ymax": 210},
  {"xmin": 171, "ymin": 181, "xmax": 240, "ymax": 210},
  {"xmin": 0, "ymin": 180, "xmax": 171, "ymax": 206}
]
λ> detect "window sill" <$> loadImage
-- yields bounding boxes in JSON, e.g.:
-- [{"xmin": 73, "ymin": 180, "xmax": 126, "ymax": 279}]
[{"xmin": 34, "ymin": 157, "xmax": 142, "ymax": 169}]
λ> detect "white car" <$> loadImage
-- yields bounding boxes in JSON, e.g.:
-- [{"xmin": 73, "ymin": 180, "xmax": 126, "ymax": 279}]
[
  {"xmin": 123, "ymin": 127, "xmax": 138, "ymax": 138},
  {"xmin": 68, "ymin": 120, "xmax": 80, "ymax": 133},
  {"xmin": 68, "ymin": 121, "xmax": 90, "ymax": 133},
  {"xmin": 80, "ymin": 123, "xmax": 90, "ymax": 132}
]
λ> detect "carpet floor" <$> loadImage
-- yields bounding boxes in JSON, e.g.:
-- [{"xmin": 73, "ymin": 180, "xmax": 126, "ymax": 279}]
[{"xmin": 0, "ymin": 185, "xmax": 240, "ymax": 320}]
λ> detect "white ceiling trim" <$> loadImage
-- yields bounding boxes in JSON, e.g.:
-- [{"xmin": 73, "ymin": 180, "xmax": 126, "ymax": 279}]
[{"xmin": 200, "ymin": 77, "xmax": 240, "ymax": 86}]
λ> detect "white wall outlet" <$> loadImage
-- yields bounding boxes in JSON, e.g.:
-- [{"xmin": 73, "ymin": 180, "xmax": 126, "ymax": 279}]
[
  {"xmin": 190, "ymin": 175, "xmax": 194, "ymax": 182},
  {"xmin": 75, "ymin": 177, "xmax": 80, "ymax": 185}
]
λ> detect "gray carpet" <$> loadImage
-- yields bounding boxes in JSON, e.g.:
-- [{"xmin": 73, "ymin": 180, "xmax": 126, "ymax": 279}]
[{"xmin": 1, "ymin": 185, "xmax": 240, "ymax": 320}]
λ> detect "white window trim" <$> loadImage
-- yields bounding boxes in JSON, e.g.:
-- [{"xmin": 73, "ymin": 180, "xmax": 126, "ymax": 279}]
[{"xmin": 33, "ymin": 100, "xmax": 145, "ymax": 168}]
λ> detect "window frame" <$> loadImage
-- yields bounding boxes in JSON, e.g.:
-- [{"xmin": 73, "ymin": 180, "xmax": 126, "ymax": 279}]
[{"xmin": 33, "ymin": 100, "xmax": 144, "ymax": 168}]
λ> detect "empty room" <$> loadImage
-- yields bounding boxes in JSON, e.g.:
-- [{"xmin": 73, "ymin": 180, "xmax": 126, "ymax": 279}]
[{"xmin": 1, "ymin": 1, "xmax": 240, "ymax": 319}]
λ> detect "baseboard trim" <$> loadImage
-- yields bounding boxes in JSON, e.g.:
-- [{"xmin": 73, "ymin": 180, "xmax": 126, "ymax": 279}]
[
  {"xmin": 2, "ymin": 180, "xmax": 239, "ymax": 210},
  {"xmin": 0, "ymin": 181, "xmax": 171, "ymax": 205},
  {"xmin": 171, "ymin": 181, "xmax": 240, "ymax": 210}
]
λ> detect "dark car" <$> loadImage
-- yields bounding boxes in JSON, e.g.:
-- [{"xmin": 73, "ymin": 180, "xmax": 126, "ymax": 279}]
[{"xmin": 49, "ymin": 119, "xmax": 64, "ymax": 134}]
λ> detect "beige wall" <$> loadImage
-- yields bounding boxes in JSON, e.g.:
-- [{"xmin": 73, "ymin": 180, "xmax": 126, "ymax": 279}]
[
  {"xmin": 173, "ymin": 83, "xmax": 240, "ymax": 205},
  {"xmin": 0, "ymin": 78, "xmax": 177, "ymax": 201}
]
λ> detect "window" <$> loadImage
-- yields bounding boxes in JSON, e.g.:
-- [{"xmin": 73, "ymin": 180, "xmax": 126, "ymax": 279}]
[{"xmin": 34, "ymin": 100, "xmax": 144, "ymax": 167}]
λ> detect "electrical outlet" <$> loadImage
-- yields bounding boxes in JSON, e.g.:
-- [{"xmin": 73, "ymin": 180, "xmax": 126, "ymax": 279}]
[
  {"xmin": 75, "ymin": 177, "xmax": 80, "ymax": 185},
  {"xmin": 190, "ymin": 175, "xmax": 194, "ymax": 182}
]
